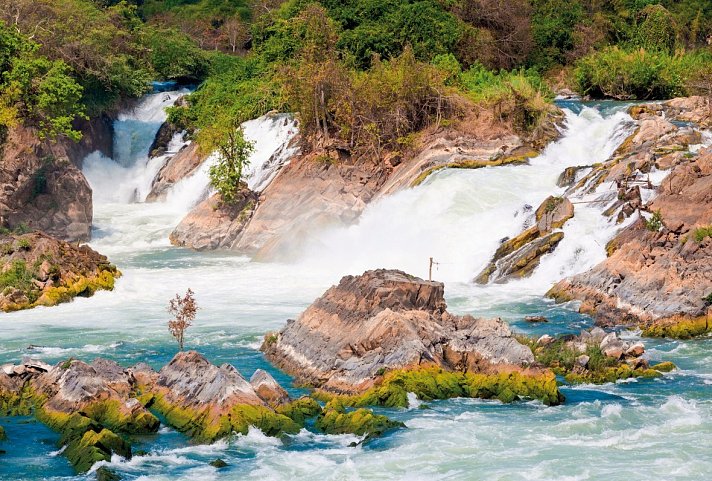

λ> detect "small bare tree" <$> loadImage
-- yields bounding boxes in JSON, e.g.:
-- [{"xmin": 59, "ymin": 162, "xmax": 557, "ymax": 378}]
[{"xmin": 167, "ymin": 288, "xmax": 197, "ymax": 351}]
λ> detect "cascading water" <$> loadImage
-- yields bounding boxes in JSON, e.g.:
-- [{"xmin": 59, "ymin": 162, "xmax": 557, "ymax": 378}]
[
  {"xmin": 297, "ymin": 106, "xmax": 635, "ymax": 288},
  {"xmin": 1, "ymin": 99, "xmax": 711, "ymax": 481}
]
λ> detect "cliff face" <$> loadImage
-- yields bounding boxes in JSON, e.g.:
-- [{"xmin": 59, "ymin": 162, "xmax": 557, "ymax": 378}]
[
  {"xmin": 548, "ymin": 98, "xmax": 712, "ymax": 338},
  {"xmin": 0, "ymin": 126, "xmax": 93, "ymax": 241}
]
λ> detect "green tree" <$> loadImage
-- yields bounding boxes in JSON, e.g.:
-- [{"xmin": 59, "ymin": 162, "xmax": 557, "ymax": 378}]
[
  {"xmin": 634, "ymin": 5, "xmax": 677, "ymax": 53},
  {"xmin": 203, "ymin": 116, "xmax": 254, "ymax": 203}
]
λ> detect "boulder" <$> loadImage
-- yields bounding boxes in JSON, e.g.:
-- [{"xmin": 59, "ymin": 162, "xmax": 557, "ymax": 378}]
[
  {"xmin": 250, "ymin": 369, "xmax": 290, "ymax": 407},
  {"xmin": 626, "ymin": 342, "xmax": 645, "ymax": 357},
  {"xmin": 146, "ymin": 143, "xmax": 203, "ymax": 202},
  {"xmin": 262, "ymin": 269, "xmax": 562, "ymax": 405},
  {"xmin": 169, "ymin": 190, "xmax": 258, "ymax": 251},
  {"xmin": 475, "ymin": 196, "xmax": 572, "ymax": 284},
  {"xmin": 144, "ymin": 351, "xmax": 300, "ymax": 442}
]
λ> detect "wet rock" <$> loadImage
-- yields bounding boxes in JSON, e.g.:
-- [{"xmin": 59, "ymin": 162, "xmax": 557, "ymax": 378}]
[
  {"xmin": 548, "ymin": 136, "xmax": 712, "ymax": 338},
  {"xmin": 524, "ymin": 316, "xmax": 548, "ymax": 323},
  {"xmin": 146, "ymin": 143, "xmax": 203, "ymax": 202},
  {"xmin": 626, "ymin": 342, "xmax": 645, "ymax": 357},
  {"xmin": 476, "ymin": 196, "xmax": 573, "ymax": 284},
  {"xmin": 96, "ymin": 467, "xmax": 122, "ymax": 481},
  {"xmin": 145, "ymin": 351, "xmax": 300, "ymax": 442},
  {"xmin": 250, "ymin": 369, "xmax": 290, "ymax": 407},
  {"xmin": 170, "ymin": 190, "xmax": 258, "ymax": 251},
  {"xmin": 0, "ymin": 232, "xmax": 119, "ymax": 312},
  {"xmin": 209, "ymin": 458, "xmax": 229, "ymax": 469},
  {"xmin": 557, "ymin": 166, "xmax": 590, "ymax": 188},
  {"xmin": 263, "ymin": 269, "xmax": 562, "ymax": 405}
]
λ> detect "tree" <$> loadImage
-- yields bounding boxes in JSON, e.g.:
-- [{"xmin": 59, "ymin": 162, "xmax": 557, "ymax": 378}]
[
  {"xmin": 202, "ymin": 115, "xmax": 254, "ymax": 203},
  {"xmin": 167, "ymin": 288, "xmax": 197, "ymax": 351}
]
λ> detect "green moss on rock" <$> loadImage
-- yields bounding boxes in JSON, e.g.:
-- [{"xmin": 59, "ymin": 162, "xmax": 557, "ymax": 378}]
[
  {"xmin": 315, "ymin": 399, "xmax": 404, "ymax": 439},
  {"xmin": 0, "ymin": 425, "xmax": 6, "ymax": 441},
  {"xmin": 0, "ymin": 385, "xmax": 36, "ymax": 416},
  {"xmin": 324, "ymin": 366, "xmax": 563, "ymax": 408},
  {"xmin": 150, "ymin": 393, "xmax": 301, "ymax": 443},
  {"xmin": 64, "ymin": 428, "xmax": 130, "ymax": 473},
  {"xmin": 642, "ymin": 316, "xmax": 711, "ymax": 339},
  {"xmin": 275, "ymin": 396, "xmax": 322, "ymax": 425}
]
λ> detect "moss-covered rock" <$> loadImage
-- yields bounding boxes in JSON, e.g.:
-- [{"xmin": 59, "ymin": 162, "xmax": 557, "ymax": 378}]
[
  {"xmin": 64, "ymin": 428, "xmax": 130, "ymax": 473},
  {"xmin": 315, "ymin": 399, "xmax": 404, "ymax": 439},
  {"xmin": 149, "ymin": 392, "xmax": 300, "ymax": 443},
  {"xmin": 410, "ymin": 149, "xmax": 537, "ymax": 187},
  {"xmin": 320, "ymin": 366, "xmax": 563, "ymax": 408},
  {"xmin": 275, "ymin": 396, "xmax": 322, "ymax": 425},
  {"xmin": 642, "ymin": 316, "xmax": 711, "ymax": 339},
  {"xmin": 0, "ymin": 425, "xmax": 6, "ymax": 441},
  {"xmin": 0, "ymin": 232, "xmax": 120, "ymax": 313},
  {"xmin": 96, "ymin": 466, "xmax": 122, "ymax": 481},
  {"xmin": 0, "ymin": 385, "xmax": 36, "ymax": 416}
]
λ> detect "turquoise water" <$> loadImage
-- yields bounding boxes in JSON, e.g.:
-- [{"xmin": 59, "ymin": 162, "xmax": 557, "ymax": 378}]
[{"xmin": 1, "ymin": 101, "xmax": 711, "ymax": 480}]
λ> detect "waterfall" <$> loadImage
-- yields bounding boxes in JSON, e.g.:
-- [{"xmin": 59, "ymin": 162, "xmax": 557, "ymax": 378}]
[
  {"xmin": 295, "ymin": 106, "xmax": 637, "ymax": 289},
  {"xmin": 81, "ymin": 91, "xmax": 299, "ymax": 254}
]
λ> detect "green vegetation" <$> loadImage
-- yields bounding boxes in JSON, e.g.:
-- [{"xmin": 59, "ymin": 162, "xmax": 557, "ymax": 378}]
[
  {"xmin": 644, "ymin": 209, "xmax": 664, "ymax": 231},
  {"xmin": 316, "ymin": 365, "xmax": 564, "ymax": 408},
  {"xmin": 575, "ymin": 48, "xmax": 712, "ymax": 100},
  {"xmin": 522, "ymin": 336, "xmax": 677, "ymax": 384},
  {"xmin": 316, "ymin": 399, "xmax": 404, "ymax": 440},
  {"xmin": 693, "ymin": 225, "xmax": 712, "ymax": 242},
  {"xmin": 642, "ymin": 316, "xmax": 711, "ymax": 339},
  {"xmin": 205, "ymin": 119, "xmax": 254, "ymax": 203}
]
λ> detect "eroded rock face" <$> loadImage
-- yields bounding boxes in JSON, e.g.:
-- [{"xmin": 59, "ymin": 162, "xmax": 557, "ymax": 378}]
[
  {"xmin": 0, "ymin": 232, "xmax": 120, "ymax": 312},
  {"xmin": 0, "ymin": 126, "xmax": 93, "ymax": 242},
  {"xmin": 169, "ymin": 190, "xmax": 258, "ymax": 251},
  {"xmin": 263, "ymin": 269, "xmax": 539, "ymax": 394},
  {"xmin": 549, "ymin": 110, "xmax": 712, "ymax": 338},
  {"xmin": 146, "ymin": 142, "xmax": 203, "ymax": 202},
  {"xmin": 476, "ymin": 196, "xmax": 573, "ymax": 284}
]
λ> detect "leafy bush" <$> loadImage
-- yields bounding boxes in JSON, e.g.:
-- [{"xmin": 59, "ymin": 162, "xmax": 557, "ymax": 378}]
[
  {"xmin": 693, "ymin": 226, "xmax": 712, "ymax": 242},
  {"xmin": 205, "ymin": 118, "xmax": 254, "ymax": 203},
  {"xmin": 459, "ymin": 62, "xmax": 554, "ymax": 133},
  {"xmin": 141, "ymin": 26, "xmax": 209, "ymax": 81},
  {"xmin": 0, "ymin": 260, "xmax": 34, "ymax": 293},
  {"xmin": 575, "ymin": 47, "xmax": 711, "ymax": 99},
  {"xmin": 645, "ymin": 209, "xmax": 663, "ymax": 231}
]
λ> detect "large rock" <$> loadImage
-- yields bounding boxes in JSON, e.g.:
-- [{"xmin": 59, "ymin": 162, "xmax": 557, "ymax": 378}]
[
  {"xmin": 142, "ymin": 351, "xmax": 300, "ymax": 442},
  {"xmin": 0, "ymin": 232, "xmax": 120, "ymax": 312},
  {"xmin": 169, "ymin": 190, "xmax": 258, "ymax": 251},
  {"xmin": 0, "ymin": 126, "xmax": 95, "ymax": 242},
  {"xmin": 476, "ymin": 196, "xmax": 573, "ymax": 283},
  {"xmin": 145, "ymin": 142, "xmax": 203, "ymax": 202},
  {"xmin": 548, "ymin": 116, "xmax": 712, "ymax": 339},
  {"xmin": 262, "ymin": 269, "xmax": 557, "ymax": 399}
]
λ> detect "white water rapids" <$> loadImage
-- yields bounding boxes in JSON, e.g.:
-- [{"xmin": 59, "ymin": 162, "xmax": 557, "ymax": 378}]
[{"xmin": 2, "ymin": 94, "xmax": 711, "ymax": 481}]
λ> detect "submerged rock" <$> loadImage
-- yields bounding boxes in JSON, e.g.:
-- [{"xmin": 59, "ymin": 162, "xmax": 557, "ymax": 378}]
[
  {"xmin": 0, "ymin": 232, "xmax": 120, "ymax": 312},
  {"xmin": 262, "ymin": 269, "xmax": 562, "ymax": 405}
]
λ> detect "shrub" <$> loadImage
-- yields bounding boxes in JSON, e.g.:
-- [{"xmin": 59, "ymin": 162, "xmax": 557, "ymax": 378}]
[
  {"xmin": 204, "ymin": 119, "xmax": 254, "ymax": 204},
  {"xmin": 693, "ymin": 226, "xmax": 712, "ymax": 242},
  {"xmin": 16, "ymin": 238, "xmax": 32, "ymax": 251},
  {"xmin": 0, "ymin": 260, "xmax": 34, "ymax": 292},
  {"xmin": 644, "ymin": 209, "xmax": 663, "ymax": 231},
  {"xmin": 574, "ymin": 47, "xmax": 711, "ymax": 100}
]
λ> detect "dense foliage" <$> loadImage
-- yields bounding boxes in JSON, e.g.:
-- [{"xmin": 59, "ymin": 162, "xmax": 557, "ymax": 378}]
[{"xmin": 1, "ymin": 0, "xmax": 710, "ymax": 153}]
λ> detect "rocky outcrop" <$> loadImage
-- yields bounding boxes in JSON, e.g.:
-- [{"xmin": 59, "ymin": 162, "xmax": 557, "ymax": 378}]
[
  {"xmin": 145, "ymin": 142, "xmax": 203, "ymax": 202},
  {"xmin": 0, "ymin": 358, "xmax": 157, "ymax": 472},
  {"xmin": 476, "ymin": 196, "xmax": 574, "ymax": 284},
  {"xmin": 528, "ymin": 327, "xmax": 675, "ymax": 384},
  {"xmin": 0, "ymin": 232, "xmax": 120, "ymax": 312},
  {"xmin": 169, "ymin": 189, "xmax": 258, "ymax": 250},
  {"xmin": 175, "ymin": 106, "xmax": 562, "ymax": 258},
  {"xmin": 0, "ymin": 126, "xmax": 93, "ymax": 241},
  {"xmin": 263, "ymin": 269, "xmax": 562, "ymax": 405},
  {"xmin": 660, "ymin": 96, "xmax": 712, "ymax": 128},
  {"xmin": 548, "ymin": 104, "xmax": 712, "ymax": 338}
]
